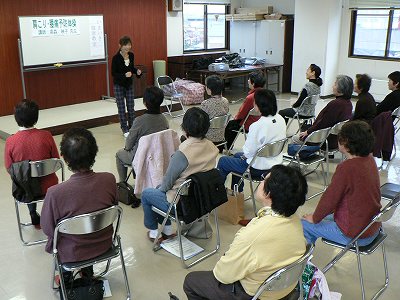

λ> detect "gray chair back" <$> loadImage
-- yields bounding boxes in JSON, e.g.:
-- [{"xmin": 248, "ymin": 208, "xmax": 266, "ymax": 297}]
[
  {"xmin": 53, "ymin": 205, "xmax": 122, "ymax": 251},
  {"xmin": 176, "ymin": 179, "xmax": 192, "ymax": 197},
  {"xmin": 249, "ymin": 107, "xmax": 261, "ymax": 117},
  {"xmin": 392, "ymin": 106, "xmax": 400, "ymax": 118},
  {"xmin": 303, "ymin": 127, "xmax": 331, "ymax": 146},
  {"xmin": 297, "ymin": 95, "xmax": 319, "ymax": 117},
  {"xmin": 329, "ymin": 120, "xmax": 348, "ymax": 136},
  {"xmin": 252, "ymin": 244, "xmax": 314, "ymax": 299},
  {"xmin": 209, "ymin": 114, "xmax": 231, "ymax": 129},
  {"xmin": 256, "ymin": 138, "xmax": 287, "ymax": 159},
  {"xmin": 30, "ymin": 158, "xmax": 65, "ymax": 181},
  {"xmin": 376, "ymin": 194, "xmax": 400, "ymax": 222}
]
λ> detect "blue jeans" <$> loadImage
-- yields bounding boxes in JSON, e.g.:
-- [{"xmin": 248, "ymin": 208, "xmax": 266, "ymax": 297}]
[
  {"xmin": 217, "ymin": 152, "xmax": 266, "ymax": 192},
  {"xmin": 141, "ymin": 188, "xmax": 172, "ymax": 230},
  {"xmin": 302, "ymin": 215, "xmax": 380, "ymax": 246}
]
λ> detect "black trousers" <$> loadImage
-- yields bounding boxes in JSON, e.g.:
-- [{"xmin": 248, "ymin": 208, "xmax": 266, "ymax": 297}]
[
  {"xmin": 183, "ymin": 271, "xmax": 252, "ymax": 300},
  {"xmin": 224, "ymin": 120, "xmax": 246, "ymax": 150},
  {"xmin": 278, "ymin": 108, "xmax": 296, "ymax": 124}
]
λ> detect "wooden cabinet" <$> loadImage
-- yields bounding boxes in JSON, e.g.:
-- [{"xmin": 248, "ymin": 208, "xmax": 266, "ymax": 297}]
[{"xmin": 230, "ymin": 18, "xmax": 294, "ymax": 92}]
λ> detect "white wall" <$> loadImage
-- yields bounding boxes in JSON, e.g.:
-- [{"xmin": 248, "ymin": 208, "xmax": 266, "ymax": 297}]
[
  {"xmin": 231, "ymin": 0, "xmax": 295, "ymax": 14},
  {"xmin": 337, "ymin": 0, "xmax": 398, "ymax": 81},
  {"xmin": 167, "ymin": 10, "xmax": 183, "ymax": 56},
  {"xmin": 292, "ymin": 0, "xmax": 342, "ymax": 96}
]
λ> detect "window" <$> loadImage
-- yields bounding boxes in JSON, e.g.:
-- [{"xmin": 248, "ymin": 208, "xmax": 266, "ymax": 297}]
[
  {"xmin": 350, "ymin": 9, "xmax": 400, "ymax": 59},
  {"xmin": 183, "ymin": 4, "xmax": 227, "ymax": 52}
]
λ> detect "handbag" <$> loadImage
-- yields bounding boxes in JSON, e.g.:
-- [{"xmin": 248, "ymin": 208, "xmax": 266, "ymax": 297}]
[
  {"xmin": 287, "ymin": 143, "xmax": 320, "ymax": 159},
  {"xmin": 60, "ymin": 275, "xmax": 104, "ymax": 300},
  {"xmin": 182, "ymin": 216, "xmax": 213, "ymax": 239},
  {"xmin": 217, "ymin": 185, "xmax": 244, "ymax": 225}
]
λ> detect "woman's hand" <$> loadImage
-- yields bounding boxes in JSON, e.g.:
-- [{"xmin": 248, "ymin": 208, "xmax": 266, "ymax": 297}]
[
  {"xmin": 302, "ymin": 213, "xmax": 314, "ymax": 223},
  {"xmin": 125, "ymin": 71, "xmax": 132, "ymax": 78},
  {"xmin": 299, "ymin": 131, "xmax": 308, "ymax": 140},
  {"xmin": 137, "ymin": 69, "xmax": 142, "ymax": 76}
]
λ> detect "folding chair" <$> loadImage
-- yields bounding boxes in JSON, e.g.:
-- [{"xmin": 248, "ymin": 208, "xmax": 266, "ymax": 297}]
[
  {"xmin": 209, "ymin": 113, "xmax": 231, "ymax": 150},
  {"xmin": 321, "ymin": 119, "xmax": 349, "ymax": 180},
  {"xmin": 321, "ymin": 194, "xmax": 400, "ymax": 300},
  {"xmin": 284, "ymin": 127, "xmax": 331, "ymax": 200},
  {"xmin": 390, "ymin": 107, "xmax": 400, "ymax": 159},
  {"xmin": 380, "ymin": 182, "xmax": 400, "ymax": 202},
  {"xmin": 287, "ymin": 95, "xmax": 320, "ymax": 135},
  {"xmin": 52, "ymin": 205, "xmax": 131, "ymax": 300},
  {"xmin": 229, "ymin": 107, "xmax": 260, "ymax": 153},
  {"xmin": 156, "ymin": 75, "xmax": 185, "ymax": 118},
  {"xmin": 231, "ymin": 138, "xmax": 287, "ymax": 215},
  {"xmin": 14, "ymin": 158, "xmax": 65, "ymax": 246},
  {"xmin": 251, "ymin": 243, "xmax": 314, "ymax": 300},
  {"xmin": 151, "ymin": 178, "xmax": 221, "ymax": 269}
]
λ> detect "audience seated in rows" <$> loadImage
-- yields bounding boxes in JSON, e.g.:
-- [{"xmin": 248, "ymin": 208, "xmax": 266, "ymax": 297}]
[
  {"xmin": 200, "ymin": 75, "xmax": 229, "ymax": 152},
  {"xmin": 41, "ymin": 128, "xmax": 118, "ymax": 279},
  {"xmin": 302, "ymin": 120, "xmax": 381, "ymax": 246},
  {"xmin": 184, "ymin": 165, "xmax": 307, "ymax": 300},
  {"xmin": 115, "ymin": 86, "xmax": 169, "ymax": 183},
  {"xmin": 279, "ymin": 63, "xmax": 323, "ymax": 123},
  {"xmin": 376, "ymin": 71, "xmax": 400, "ymax": 116},
  {"xmin": 4, "ymin": 99, "xmax": 59, "ymax": 227},
  {"xmin": 352, "ymin": 73, "xmax": 376, "ymax": 123},
  {"xmin": 292, "ymin": 75, "xmax": 353, "ymax": 149},
  {"xmin": 141, "ymin": 107, "xmax": 219, "ymax": 242},
  {"xmin": 224, "ymin": 71, "xmax": 265, "ymax": 150},
  {"xmin": 218, "ymin": 89, "xmax": 286, "ymax": 192}
]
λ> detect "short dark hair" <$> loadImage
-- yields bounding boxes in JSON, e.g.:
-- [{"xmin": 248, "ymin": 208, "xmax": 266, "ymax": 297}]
[
  {"xmin": 388, "ymin": 71, "xmax": 400, "ymax": 89},
  {"xmin": 355, "ymin": 74, "xmax": 372, "ymax": 93},
  {"xmin": 14, "ymin": 99, "xmax": 39, "ymax": 127},
  {"xmin": 309, "ymin": 64, "xmax": 321, "ymax": 78},
  {"xmin": 263, "ymin": 165, "xmax": 307, "ymax": 217},
  {"xmin": 254, "ymin": 89, "xmax": 277, "ymax": 116},
  {"xmin": 60, "ymin": 128, "xmax": 98, "ymax": 172},
  {"xmin": 338, "ymin": 120, "xmax": 375, "ymax": 157},
  {"xmin": 143, "ymin": 86, "xmax": 164, "ymax": 113},
  {"xmin": 119, "ymin": 35, "xmax": 132, "ymax": 46},
  {"xmin": 181, "ymin": 107, "xmax": 210, "ymax": 139},
  {"xmin": 248, "ymin": 71, "xmax": 266, "ymax": 88},
  {"xmin": 205, "ymin": 75, "xmax": 223, "ymax": 95}
]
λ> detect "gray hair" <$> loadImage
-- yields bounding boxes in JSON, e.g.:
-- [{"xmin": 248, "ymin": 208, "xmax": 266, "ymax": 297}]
[{"xmin": 335, "ymin": 75, "xmax": 354, "ymax": 99}]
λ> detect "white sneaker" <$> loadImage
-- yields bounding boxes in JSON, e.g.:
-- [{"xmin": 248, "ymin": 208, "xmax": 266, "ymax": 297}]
[{"xmin": 123, "ymin": 132, "xmax": 129, "ymax": 138}]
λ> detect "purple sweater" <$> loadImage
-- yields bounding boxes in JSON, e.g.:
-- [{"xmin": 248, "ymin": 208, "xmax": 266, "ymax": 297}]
[{"xmin": 41, "ymin": 171, "xmax": 118, "ymax": 263}]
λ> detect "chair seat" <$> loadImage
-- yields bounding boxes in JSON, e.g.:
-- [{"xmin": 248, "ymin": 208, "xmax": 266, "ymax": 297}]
[
  {"xmin": 322, "ymin": 231, "xmax": 387, "ymax": 255},
  {"xmin": 284, "ymin": 153, "xmax": 325, "ymax": 164},
  {"xmin": 380, "ymin": 183, "xmax": 400, "ymax": 200},
  {"xmin": 62, "ymin": 245, "xmax": 120, "ymax": 271}
]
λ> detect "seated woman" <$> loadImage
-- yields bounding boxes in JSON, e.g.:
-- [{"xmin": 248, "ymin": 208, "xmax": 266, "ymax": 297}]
[
  {"xmin": 200, "ymin": 75, "xmax": 229, "ymax": 152},
  {"xmin": 218, "ymin": 89, "xmax": 286, "ymax": 192},
  {"xmin": 376, "ymin": 71, "xmax": 400, "ymax": 115},
  {"xmin": 116, "ymin": 86, "xmax": 169, "ymax": 183},
  {"xmin": 4, "ymin": 99, "xmax": 59, "ymax": 228},
  {"xmin": 302, "ymin": 120, "xmax": 381, "ymax": 246},
  {"xmin": 183, "ymin": 165, "xmax": 307, "ymax": 300},
  {"xmin": 292, "ymin": 75, "xmax": 353, "ymax": 149},
  {"xmin": 41, "ymin": 128, "xmax": 118, "ymax": 276},
  {"xmin": 141, "ymin": 107, "xmax": 219, "ymax": 242},
  {"xmin": 352, "ymin": 73, "xmax": 376, "ymax": 123},
  {"xmin": 224, "ymin": 71, "xmax": 266, "ymax": 150},
  {"xmin": 279, "ymin": 64, "xmax": 323, "ymax": 122}
]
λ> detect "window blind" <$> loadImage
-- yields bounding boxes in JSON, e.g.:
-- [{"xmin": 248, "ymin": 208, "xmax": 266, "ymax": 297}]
[{"xmin": 349, "ymin": 0, "xmax": 400, "ymax": 9}]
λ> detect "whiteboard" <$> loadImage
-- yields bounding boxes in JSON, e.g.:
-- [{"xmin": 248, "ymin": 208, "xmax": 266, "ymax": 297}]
[{"xmin": 19, "ymin": 15, "xmax": 106, "ymax": 67}]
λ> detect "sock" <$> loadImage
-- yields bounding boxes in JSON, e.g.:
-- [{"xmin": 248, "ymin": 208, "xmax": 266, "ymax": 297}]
[
  {"xmin": 162, "ymin": 225, "xmax": 174, "ymax": 236},
  {"xmin": 149, "ymin": 229, "xmax": 159, "ymax": 239}
]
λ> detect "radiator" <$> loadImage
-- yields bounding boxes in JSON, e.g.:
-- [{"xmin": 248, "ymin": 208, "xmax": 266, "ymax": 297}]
[{"xmin": 370, "ymin": 79, "xmax": 388, "ymax": 103}]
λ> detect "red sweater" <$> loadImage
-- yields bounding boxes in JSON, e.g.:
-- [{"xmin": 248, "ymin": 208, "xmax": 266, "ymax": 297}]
[
  {"xmin": 4, "ymin": 128, "xmax": 60, "ymax": 195},
  {"xmin": 235, "ymin": 88, "xmax": 261, "ymax": 131},
  {"xmin": 313, "ymin": 155, "xmax": 381, "ymax": 238}
]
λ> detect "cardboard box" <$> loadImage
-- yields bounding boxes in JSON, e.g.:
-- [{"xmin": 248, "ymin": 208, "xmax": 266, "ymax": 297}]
[{"xmin": 235, "ymin": 6, "xmax": 273, "ymax": 15}]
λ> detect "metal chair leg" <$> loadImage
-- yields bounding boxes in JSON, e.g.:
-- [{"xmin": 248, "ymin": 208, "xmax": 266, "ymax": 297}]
[
  {"xmin": 355, "ymin": 244, "xmax": 366, "ymax": 300},
  {"xmin": 15, "ymin": 200, "xmax": 47, "ymax": 246},
  {"xmin": 372, "ymin": 242, "xmax": 389, "ymax": 300},
  {"xmin": 117, "ymin": 236, "xmax": 132, "ymax": 300}
]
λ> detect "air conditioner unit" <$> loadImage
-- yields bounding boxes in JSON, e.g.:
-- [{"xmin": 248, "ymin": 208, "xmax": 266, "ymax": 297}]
[{"xmin": 168, "ymin": 0, "xmax": 183, "ymax": 12}]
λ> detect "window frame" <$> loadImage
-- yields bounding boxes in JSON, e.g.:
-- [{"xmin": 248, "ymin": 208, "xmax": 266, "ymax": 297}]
[
  {"xmin": 182, "ymin": 3, "xmax": 230, "ymax": 53},
  {"xmin": 349, "ymin": 8, "xmax": 400, "ymax": 61}
]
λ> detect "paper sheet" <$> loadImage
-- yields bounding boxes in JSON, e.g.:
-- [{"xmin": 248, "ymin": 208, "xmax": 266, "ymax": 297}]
[{"xmin": 160, "ymin": 236, "xmax": 204, "ymax": 260}]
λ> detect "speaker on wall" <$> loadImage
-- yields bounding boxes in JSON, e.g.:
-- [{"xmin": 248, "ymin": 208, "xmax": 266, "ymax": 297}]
[{"xmin": 168, "ymin": 0, "xmax": 183, "ymax": 12}]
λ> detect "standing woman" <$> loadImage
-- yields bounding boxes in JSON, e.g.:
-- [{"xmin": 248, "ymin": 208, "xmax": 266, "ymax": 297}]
[{"xmin": 112, "ymin": 36, "xmax": 142, "ymax": 137}]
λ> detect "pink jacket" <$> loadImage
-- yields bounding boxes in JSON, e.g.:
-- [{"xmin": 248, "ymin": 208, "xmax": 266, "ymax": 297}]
[{"xmin": 133, "ymin": 129, "xmax": 180, "ymax": 194}]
